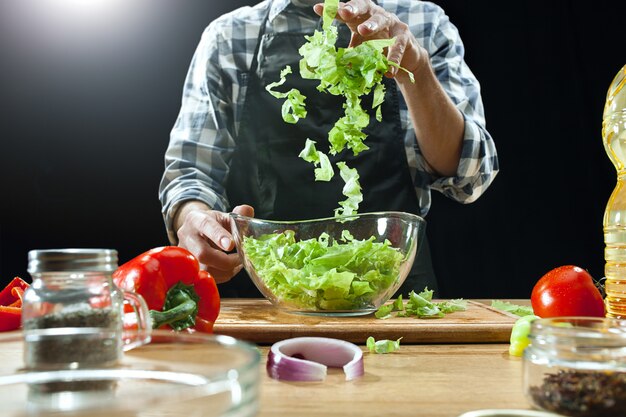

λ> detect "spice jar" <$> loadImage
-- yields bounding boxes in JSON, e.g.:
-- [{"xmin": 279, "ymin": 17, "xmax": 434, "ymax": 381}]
[
  {"xmin": 523, "ymin": 317, "xmax": 626, "ymax": 417},
  {"xmin": 22, "ymin": 249, "xmax": 151, "ymax": 371}
]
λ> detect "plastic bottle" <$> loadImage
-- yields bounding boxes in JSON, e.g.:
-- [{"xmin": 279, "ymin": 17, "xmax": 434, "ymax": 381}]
[{"xmin": 603, "ymin": 64, "xmax": 626, "ymax": 318}]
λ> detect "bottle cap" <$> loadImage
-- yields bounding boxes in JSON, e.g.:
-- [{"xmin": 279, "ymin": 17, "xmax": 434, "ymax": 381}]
[{"xmin": 27, "ymin": 249, "xmax": 118, "ymax": 273}]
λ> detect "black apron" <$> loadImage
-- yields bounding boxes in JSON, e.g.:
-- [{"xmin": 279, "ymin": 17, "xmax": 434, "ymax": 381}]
[{"xmin": 219, "ymin": 2, "xmax": 437, "ymax": 297}]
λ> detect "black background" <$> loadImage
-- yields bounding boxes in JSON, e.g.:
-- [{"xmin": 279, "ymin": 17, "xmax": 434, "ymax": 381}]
[{"xmin": 0, "ymin": 0, "xmax": 623, "ymax": 298}]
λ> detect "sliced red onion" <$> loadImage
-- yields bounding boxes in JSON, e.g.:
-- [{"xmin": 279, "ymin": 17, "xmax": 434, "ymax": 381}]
[{"xmin": 267, "ymin": 337, "xmax": 364, "ymax": 382}]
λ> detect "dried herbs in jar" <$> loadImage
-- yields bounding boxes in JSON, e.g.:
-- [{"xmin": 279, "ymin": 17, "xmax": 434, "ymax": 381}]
[
  {"xmin": 23, "ymin": 306, "xmax": 121, "ymax": 369},
  {"xmin": 523, "ymin": 317, "xmax": 626, "ymax": 417},
  {"xmin": 23, "ymin": 306, "xmax": 121, "ymax": 394},
  {"xmin": 529, "ymin": 370, "xmax": 626, "ymax": 417}
]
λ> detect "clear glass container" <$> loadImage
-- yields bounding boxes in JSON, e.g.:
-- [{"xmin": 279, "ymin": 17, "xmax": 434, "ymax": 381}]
[
  {"xmin": 523, "ymin": 317, "xmax": 626, "ymax": 416},
  {"xmin": 0, "ymin": 329, "xmax": 260, "ymax": 417},
  {"xmin": 230, "ymin": 211, "xmax": 425, "ymax": 316},
  {"xmin": 22, "ymin": 249, "xmax": 151, "ymax": 371}
]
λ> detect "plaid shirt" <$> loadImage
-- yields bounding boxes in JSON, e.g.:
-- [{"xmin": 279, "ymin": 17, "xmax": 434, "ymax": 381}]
[{"xmin": 159, "ymin": 0, "xmax": 499, "ymax": 243}]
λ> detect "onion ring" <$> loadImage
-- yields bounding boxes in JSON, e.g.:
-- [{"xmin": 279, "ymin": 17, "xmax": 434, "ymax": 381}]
[{"xmin": 267, "ymin": 337, "xmax": 364, "ymax": 381}]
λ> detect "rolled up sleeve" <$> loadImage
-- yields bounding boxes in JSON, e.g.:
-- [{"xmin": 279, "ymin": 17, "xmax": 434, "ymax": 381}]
[
  {"xmin": 417, "ymin": 4, "xmax": 499, "ymax": 203},
  {"xmin": 159, "ymin": 24, "xmax": 235, "ymax": 243}
]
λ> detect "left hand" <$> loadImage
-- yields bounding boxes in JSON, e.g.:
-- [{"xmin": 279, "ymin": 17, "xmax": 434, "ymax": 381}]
[
  {"xmin": 314, "ymin": 0, "xmax": 428, "ymax": 80},
  {"xmin": 174, "ymin": 201, "xmax": 254, "ymax": 283}
]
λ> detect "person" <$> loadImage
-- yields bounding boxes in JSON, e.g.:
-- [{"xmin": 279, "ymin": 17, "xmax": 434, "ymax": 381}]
[{"xmin": 159, "ymin": 0, "xmax": 499, "ymax": 297}]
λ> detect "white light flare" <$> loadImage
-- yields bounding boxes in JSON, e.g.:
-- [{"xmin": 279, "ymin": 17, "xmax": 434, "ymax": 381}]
[{"xmin": 43, "ymin": 0, "xmax": 117, "ymax": 16}]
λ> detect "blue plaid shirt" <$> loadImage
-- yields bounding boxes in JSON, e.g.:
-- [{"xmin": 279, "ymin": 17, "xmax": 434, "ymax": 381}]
[{"xmin": 159, "ymin": 0, "xmax": 499, "ymax": 243}]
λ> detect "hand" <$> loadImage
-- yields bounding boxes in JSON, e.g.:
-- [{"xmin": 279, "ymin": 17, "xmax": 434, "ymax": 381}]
[
  {"xmin": 314, "ymin": 0, "xmax": 428, "ymax": 80},
  {"xmin": 316, "ymin": 0, "xmax": 463, "ymax": 176},
  {"xmin": 175, "ymin": 201, "xmax": 255, "ymax": 283}
]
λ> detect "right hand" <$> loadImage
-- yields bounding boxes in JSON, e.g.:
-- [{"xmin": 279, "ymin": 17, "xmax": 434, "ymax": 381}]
[
  {"xmin": 313, "ymin": 0, "xmax": 428, "ymax": 81},
  {"xmin": 174, "ymin": 201, "xmax": 255, "ymax": 283}
]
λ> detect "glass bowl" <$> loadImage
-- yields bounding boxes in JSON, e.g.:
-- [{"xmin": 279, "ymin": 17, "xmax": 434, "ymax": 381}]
[
  {"xmin": 230, "ymin": 211, "xmax": 425, "ymax": 316},
  {"xmin": 0, "ymin": 328, "xmax": 260, "ymax": 416}
]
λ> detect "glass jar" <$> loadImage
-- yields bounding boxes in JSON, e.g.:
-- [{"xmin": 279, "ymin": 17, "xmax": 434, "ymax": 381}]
[
  {"xmin": 523, "ymin": 317, "xmax": 626, "ymax": 417},
  {"xmin": 22, "ymin": 249, "xmax": 151, "ymax": 371}
]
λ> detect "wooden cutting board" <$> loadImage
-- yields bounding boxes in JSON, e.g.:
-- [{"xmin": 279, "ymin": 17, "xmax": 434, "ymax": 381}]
[{"xmin": 213, "ymin": 299, "xmax": 519, "ymax": 344}]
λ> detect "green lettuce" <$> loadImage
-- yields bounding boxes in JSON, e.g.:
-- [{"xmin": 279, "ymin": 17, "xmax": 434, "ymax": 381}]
[
  {"xmin": 366, "ymin": 336, "xmax": 402, "ymax": 354},
  {"xmin": 265, "ymin": 66, "xmax": 307, "ymax": 124},
  {"xmin": 374, "ymin": 294, "xmax": 403, "ymax": 319},
  {"xmin": 242, "ymin": 230, "xmax": 405, "ymax": 310},
  {"xmin": 376, "ymin": 288, "xmax": 468, "ymax": 319},
  {"xmin": 265, "ymin": 0, "xmax": 413, "ymax": 217},
  {"xmin": 298, "ymin": 139, "xmax": 334, "ymax": 181},
  {"xmin": 491, "ymin": 300, "xmax": 534, "ymax": 317}
]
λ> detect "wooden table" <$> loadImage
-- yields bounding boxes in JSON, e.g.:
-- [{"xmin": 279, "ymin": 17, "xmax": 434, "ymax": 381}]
[
  {"xmin": 0, "ymin": 300, "xmax": 534, "ymax": 417},
  {"xmin": 217, "ymin": 299, "xmax": 532, "ymax": 417},
  {"xmin": 257, "ymin": 344, "xmax": 528, "ymax": 417}
]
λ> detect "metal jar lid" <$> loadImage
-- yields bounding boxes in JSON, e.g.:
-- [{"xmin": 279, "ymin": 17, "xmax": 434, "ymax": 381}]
[{"xmin": 27, "ymin": 249, "xmax": 118, "ymax": 273}]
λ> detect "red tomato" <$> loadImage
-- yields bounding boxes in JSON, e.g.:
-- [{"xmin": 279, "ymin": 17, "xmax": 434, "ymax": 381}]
[{"xmin": 531, "ymin": 265, "xmax": 605, "ymax": 318}]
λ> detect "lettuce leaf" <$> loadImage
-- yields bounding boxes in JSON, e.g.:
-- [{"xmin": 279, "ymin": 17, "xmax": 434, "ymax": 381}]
[
  {"xmin": 374, "ymin": 294, "xmax": 403, "ymax": 319},
  {"xmin": 265, "ymin": 66, "xmax": 307, "ymax": 124},
  {"xmin": 298, "ymin": 139, "xmax": 334, "ymax": 181},
  {"xmin": 265, "ymin": 0, "xmax": 413, "ymax": 217},
  {"xmin": 366, "ymin": 336, "xmax": 402, "ymax": 354},
  {"xmin": 491, "ymin": 300, "xmax": 534, "ymax": 317},
  {"xmin": 377, "ymin": 288, "xmax": 468, "ymax": 319},
  {"xmin": 242, "ymin": 230, "xmax": 405, "ymax": 310},
  {"xmin": 334, "ymin": 162, "xmax": 362, "ymax": 217}
]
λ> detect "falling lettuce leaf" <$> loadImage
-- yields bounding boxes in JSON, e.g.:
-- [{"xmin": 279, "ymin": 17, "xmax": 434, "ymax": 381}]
[
  {"xmin": 265, "ymin": 66, "xmax": 307, "ymax": 124},
  {"xmin": 334, "ymin": 162, "xmax": 362, "ymax": 217},
  {"xmin": 298, "ymin": 139, "xmax": 334, "ymax": 181},
  {"xmin": 264, "ymin": 0, "xmax": 414, "ymax": 217}
]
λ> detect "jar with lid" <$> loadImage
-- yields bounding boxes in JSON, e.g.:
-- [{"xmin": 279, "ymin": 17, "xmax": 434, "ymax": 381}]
[
  {"xmin": 22, "ymin": 249, "xmax": 151, "ymax": 371},
  {"xmin": 523, "ymin": 317, "xmax": 626, "ymax": 417}
]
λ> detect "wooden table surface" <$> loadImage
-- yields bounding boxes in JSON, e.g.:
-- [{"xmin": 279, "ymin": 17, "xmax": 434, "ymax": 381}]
[
  {"xmin": 256, "ymin": 343, "xmax": 529, "ymax": 417},
  {"xmin": 250, "ymin": 299, "xmax": 532, "ymax": 417},
  {"xmin": 0, "ymin": 300, "xmax": 535, "ymax": 416}
]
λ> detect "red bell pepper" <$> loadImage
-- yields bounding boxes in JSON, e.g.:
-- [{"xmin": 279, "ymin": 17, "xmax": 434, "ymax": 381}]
[
  {"xmin": 113, "ymin": 246, "xmax": 220, "ymax": 333},
  {"xmin": 0, "ymin": 277, "xmax": 30, "ymax": 332}
]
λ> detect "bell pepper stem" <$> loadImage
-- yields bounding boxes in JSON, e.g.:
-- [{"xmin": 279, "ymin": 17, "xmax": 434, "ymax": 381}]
[{"xmin": 149, "ymin": 283, "xmax": 199, "ymax": 331}]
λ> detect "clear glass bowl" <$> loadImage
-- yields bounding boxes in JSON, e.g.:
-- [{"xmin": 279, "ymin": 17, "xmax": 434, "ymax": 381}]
[
  {"xmin": 524, "ymin": 317, "xmax": 626, "ymax": 417},
  {"xmin": 0, "ymin": 328, "xmax": 260, "ymax": 416},
  {"xmin": 230, "ymin": 211, "xmax": 425, "ymax": 316}
]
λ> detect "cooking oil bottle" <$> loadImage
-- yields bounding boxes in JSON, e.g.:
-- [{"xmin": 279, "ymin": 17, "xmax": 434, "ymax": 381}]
[{"xmin": 603, "ymin": 64, "xmax": 626, "ymax": 318}]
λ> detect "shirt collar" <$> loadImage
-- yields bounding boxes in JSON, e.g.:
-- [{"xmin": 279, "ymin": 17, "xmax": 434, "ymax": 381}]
[{"xmin": 269, "ymin": 0, "xmax": 319, "ymax": 23}]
